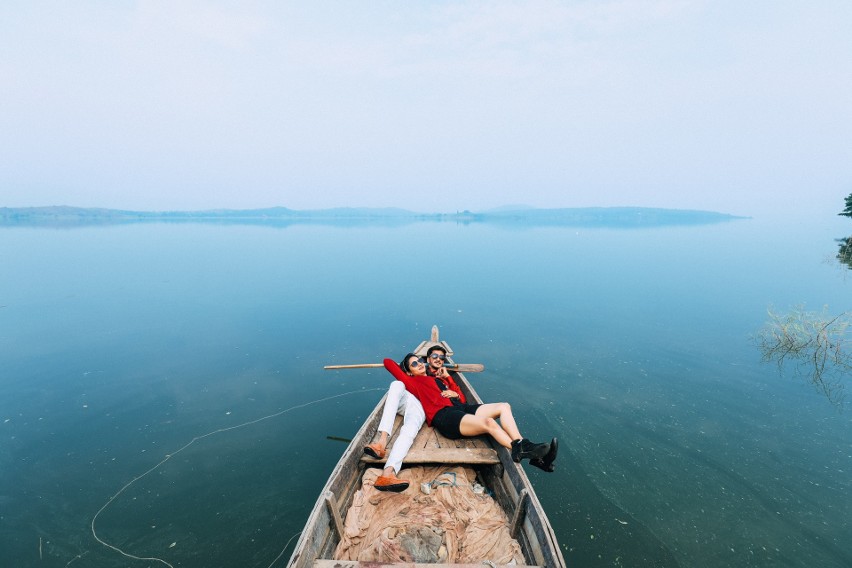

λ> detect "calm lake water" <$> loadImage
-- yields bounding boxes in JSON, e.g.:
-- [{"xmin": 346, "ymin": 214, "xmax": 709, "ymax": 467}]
[{"xmin": 1, "ymin": 215, "xmax": 850, "ymax": 568}]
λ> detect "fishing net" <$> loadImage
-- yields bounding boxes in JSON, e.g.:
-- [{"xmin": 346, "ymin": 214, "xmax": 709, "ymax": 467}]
[{"xmin": 334, "ymin": 466, "xmax": 524, "ymax": 565}]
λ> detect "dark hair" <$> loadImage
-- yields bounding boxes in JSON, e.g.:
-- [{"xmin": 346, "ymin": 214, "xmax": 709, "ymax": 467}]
[
  {"xmin": 399, "ymin": 352, "xmax": 418, "ymax": 373},
  {"xmin": 426, "ymin": 344, "xmax": 447, "ymax": 358}
]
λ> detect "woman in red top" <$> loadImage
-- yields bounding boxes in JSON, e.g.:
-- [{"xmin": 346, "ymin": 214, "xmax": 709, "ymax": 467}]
[{"xmin": 384, "ymin": 354, "xmax": 557, "ymax": 471}]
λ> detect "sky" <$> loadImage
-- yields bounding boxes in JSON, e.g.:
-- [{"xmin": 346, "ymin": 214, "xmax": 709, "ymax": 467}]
[{"xmin": 1, "ymin": 1, "xmax": 851, "ymax": 218}]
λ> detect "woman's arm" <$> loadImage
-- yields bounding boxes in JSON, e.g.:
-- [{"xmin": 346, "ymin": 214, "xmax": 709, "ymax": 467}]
[
  {"xmin": 445, "ymin": 375, "xmax": 467, "ymax": 404},
  {"xmin": 383, "ymin": 358, "xmax": 410, "ymax": 382}
]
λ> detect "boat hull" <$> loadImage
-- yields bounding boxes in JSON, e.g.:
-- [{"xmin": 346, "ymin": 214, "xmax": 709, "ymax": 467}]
[{"xmin": 287, "ymin": 330, "xmax": 565, "ymax": 568}]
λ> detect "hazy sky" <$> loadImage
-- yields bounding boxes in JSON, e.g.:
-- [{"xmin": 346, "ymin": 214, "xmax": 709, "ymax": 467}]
[{"xmin": 2, "ymin": 1, "xmax": 850, "ymax": 217}]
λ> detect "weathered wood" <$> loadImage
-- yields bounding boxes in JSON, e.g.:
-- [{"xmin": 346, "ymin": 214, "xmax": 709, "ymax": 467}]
[
  {"xmin": 486, "ymin": 442, "xmax": 563, "ymax": 568},
  {"xmin": 363, "ymin": 419, "xmax": 499, "ymax": 464},
  {"xmin": 361, "ymin": 447, "xmax": 500, "ymax": 464},
  {"xmin": 510, "ymin": 488, "xmax": 530, "ymax": 538},
  {"xmin": 323, "ymin": 492, "xmax": 344, "ymax": 539},
  {"xmin": 411, "ymin": 421, "xmax": 435, "ymax": 450}
]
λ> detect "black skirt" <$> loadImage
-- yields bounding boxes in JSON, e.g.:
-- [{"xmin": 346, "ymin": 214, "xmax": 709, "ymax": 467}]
[{"xmin": 430, "ymin": 404, "xmax": 482, "ymax": 439}]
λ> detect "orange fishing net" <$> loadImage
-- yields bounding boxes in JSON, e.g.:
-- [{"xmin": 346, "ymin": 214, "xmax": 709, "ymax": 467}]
[{"xmin": 334, "ymin": 466, "xmax": 524, "ymax": 565}]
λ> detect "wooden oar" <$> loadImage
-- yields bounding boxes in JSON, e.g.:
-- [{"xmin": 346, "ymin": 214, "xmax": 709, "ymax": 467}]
[{"xmin": 324, "ymin": 363, "xmax": 485, "ymax": 373}]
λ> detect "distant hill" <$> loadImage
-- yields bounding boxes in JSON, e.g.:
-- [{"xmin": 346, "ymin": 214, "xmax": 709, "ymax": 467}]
[
  {"xmin": 466, "ymin": 206, "xmax": 747, "ymax": 227},
  {"xmin": 0, "ymin": 205, "xmax": 424, "ymax": 220},
  {"xmin": 0, "ymin": 205, "xmax": 747, "ymax": 228}
]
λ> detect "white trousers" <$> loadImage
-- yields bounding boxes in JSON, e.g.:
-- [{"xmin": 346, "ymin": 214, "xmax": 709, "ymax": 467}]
[{"xmin": 378, "ymin": 380, "xmax": 426, "ymax": 473}]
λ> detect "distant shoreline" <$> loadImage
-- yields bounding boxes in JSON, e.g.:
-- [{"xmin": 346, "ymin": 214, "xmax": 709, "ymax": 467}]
[{"xmin": 0, "ymin": 205, "xmax": 749, "ymax": 229}]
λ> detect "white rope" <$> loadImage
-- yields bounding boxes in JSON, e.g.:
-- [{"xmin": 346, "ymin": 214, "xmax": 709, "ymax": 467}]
[{"xmin": 90, "ymin": 388, "xmax": 384, "ymax": 567}]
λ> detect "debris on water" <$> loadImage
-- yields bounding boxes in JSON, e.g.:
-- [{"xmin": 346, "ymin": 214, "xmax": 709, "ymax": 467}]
[
  {"xmin": 327, "ymin": 435, "xmax": 352, "ymax": 443},
  {"xmin": 616, "ymin": 519, "xmax": 628, "ymax": 525},
  {"xmin": 169, "ymin": 542, "xmax": 176, "ymax": 548}
]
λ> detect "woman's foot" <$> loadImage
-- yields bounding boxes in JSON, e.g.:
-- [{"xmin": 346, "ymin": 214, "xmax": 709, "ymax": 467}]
[
  {"xmin": 374, "ymin": 473, "xmax": 409, "ymax": 492},
  {"xmin": 511, "ymin": 438, "xmax": 550, "ymax": 463},
  {"xmin": 364, "ymin": 442, "xmax": 386, "ymax": 459},
  {"xmin": 529, "ymin": 438, "xmax": 558, "ymax": 472}
]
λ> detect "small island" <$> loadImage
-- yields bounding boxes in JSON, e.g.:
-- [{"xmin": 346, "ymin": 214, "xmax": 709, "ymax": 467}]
[{"xmin": 0, "ymin": 205, "xmax": 747, "ymax": 228}]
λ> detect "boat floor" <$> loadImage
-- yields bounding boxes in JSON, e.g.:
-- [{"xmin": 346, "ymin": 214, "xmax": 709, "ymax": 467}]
[{"xmin": 360, "ymin": 414, "xmax": 500, "ymax": 465}]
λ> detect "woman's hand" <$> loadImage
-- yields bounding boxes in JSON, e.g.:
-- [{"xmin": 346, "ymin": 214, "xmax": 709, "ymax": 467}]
[{"xmin": 441, "ymin": 390, "xmax": 459, "ymax": 398}]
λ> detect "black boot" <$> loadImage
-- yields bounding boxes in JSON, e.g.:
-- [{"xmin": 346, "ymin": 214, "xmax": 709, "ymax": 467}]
[
  {"xmin": 511, "ymin": 438, "xmax": 550, "ymax": 463},
  {"xmin": 530, "ymin": 438, "xmax": 558, "ymax": 472}
]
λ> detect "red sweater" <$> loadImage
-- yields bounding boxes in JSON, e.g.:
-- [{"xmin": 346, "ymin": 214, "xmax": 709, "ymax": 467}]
[
  {"xmin": 427, "ymin": 369, "xmax": 467, "ymax": 405},
  {"xmin": 383, "ymin": 358, "xmax": 458, "ymax": 425}
]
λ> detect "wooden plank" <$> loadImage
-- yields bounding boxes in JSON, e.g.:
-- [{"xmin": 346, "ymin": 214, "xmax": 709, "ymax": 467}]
[
  {"xmin": 457, "ymin": 437, "xmax": 482, "ymax": 449},
  {"xmin": 385, "ymin": 415, "xmax": 404, "ymax": 447},
  {"xmin": 426, "ymin": 426, "xmax": 442, "ymax": 448},
  {"xmin": 323, "ymin": 491, "xmax": 343, "ymax": 539},
  {"xmin": 412, "ymin": 340, "xmax": 430, "ymax": 356},
  {"xmin": 360, "ymin": 420, "xmax": 499, "ymax": 464},
  {"xmin": 410, "ymin": 422, "xmax": 434, "ymax": 450},
  {"xmin": 510, "ymin": 488, "xmax": 530, "ymax": 538},
  {"xmin": 361, "ymin": 447, "xmax": 500, "ymax": 465},
  {"xmin": 407, "ymin": 447, "xmax": 499, "ymax": 463}
]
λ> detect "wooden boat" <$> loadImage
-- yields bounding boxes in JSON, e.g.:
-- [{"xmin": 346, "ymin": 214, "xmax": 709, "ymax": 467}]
[{"xmin": 287, "ymin": 326, "xmax": 566, "ymax": 568}]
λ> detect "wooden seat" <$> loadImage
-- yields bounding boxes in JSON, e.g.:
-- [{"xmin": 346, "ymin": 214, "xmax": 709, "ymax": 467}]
[{"xmin": 360, "ymin": 416, "xmax": 500, "ymax": 465}]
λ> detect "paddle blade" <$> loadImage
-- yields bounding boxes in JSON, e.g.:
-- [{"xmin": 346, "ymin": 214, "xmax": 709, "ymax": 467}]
[{"xmin": 447, "ymin": 364, "xmax": 485, "ymax": 373}]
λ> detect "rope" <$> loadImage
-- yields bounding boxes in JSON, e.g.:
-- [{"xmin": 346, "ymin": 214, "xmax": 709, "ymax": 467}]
[{"xmin": 89, "ymin": 388, "xmax": 384, "ymax": 568}]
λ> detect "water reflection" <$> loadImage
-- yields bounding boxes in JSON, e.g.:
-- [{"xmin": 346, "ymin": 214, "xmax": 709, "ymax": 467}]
[
  {"xmin": 837, "ymin": 236, "xmax": 852, "ymax": 270},
  {"xmin": 755, "ymin": 305, "xmax": 850, "ymax": 407},
  {"xmin": 753, "ymin": 224, "xmax": 852, "ymax": 407},
  {"xmin": 0, "ymin": 206, "xmax": 745, "ymax": 230}
]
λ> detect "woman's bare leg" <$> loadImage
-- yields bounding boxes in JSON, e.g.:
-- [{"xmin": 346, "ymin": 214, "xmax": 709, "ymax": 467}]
[
  {"xmin": 458, "ymin": 403, "xmax": 553, "ymax": 466},
  {"xmin": 474, "ymin": 402, "xmax": 522, "ymax": 441},
  {"xmin": 458, "ymin": 414, "xmax": 514, "ymax": 449}
]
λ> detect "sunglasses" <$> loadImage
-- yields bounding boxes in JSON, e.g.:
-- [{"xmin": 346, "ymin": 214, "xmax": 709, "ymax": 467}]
[
  {"xmin": 409, "ymin": 358, "xmax": 426, "ymax": 368},
  {"xmin": 429, "ymin": 354, "xmax": 446, "ymax": 361}
]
